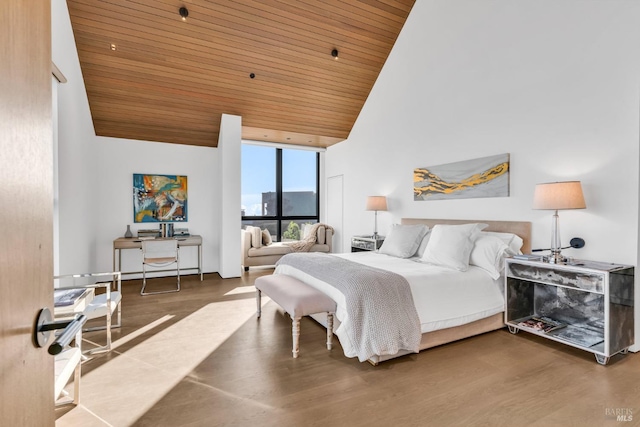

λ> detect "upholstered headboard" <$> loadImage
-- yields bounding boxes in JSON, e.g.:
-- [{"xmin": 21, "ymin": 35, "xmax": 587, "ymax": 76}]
[{"xmin": 400, "ymin": 218, "xmax": 532, "ymax": 254}]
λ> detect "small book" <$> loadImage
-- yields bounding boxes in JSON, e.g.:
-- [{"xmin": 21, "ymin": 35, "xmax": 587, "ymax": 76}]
[
  {"xmin": 512, "ymin": 254, "xmax": 543, "ymax": 261},
  {"xmin": 517, "ymin": 316, "xmax": 566, "ymax": 333},
  {"xmin": 54, "ymin": 289, "xmax": 89, "ymax": 307}
]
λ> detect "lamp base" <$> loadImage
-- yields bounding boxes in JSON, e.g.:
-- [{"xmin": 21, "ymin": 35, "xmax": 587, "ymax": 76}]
[{"xmin": 546, "ymin": 250, "xmax": 567, "ymax": 264}]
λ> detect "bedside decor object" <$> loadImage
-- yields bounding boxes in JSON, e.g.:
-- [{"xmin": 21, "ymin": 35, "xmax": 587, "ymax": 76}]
[
  {"xmin": 366, "ymin": 196, "xmax": 387, "ymax": 238},
  {"xmin": 532, "ymin": 181, "xmax": 586, "ymax": 264},
  {"xmin": 133, "ymin": 174, "xmax": 188, "ymax": 223},
  {"xmin": 124, "ymin": 225, "xmax": 133, "ymax": 238},
  {"xmin": 414, "ymin": 153, "xmax": 509, "ymax": 201}
]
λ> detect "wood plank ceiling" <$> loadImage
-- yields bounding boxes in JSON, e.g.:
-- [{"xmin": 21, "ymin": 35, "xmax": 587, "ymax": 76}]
[{"xmin": 67, "ymin": 0, "xmax": 415, "ymax": 148}]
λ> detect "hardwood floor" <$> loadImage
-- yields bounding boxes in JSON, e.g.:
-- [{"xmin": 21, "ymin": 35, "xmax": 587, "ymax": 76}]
[{"xmin": 56, "ymin": 270, "xmax": 639, "ymax": 427}]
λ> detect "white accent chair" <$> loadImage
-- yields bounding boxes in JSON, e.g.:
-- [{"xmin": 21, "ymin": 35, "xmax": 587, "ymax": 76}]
[
  {"xmin": 54, "ymin": 272, "xmax": 123, "ymax": 355},
  {"xmin": 141, "ymin": 239, "xmax": 180, "ymax": 295}
]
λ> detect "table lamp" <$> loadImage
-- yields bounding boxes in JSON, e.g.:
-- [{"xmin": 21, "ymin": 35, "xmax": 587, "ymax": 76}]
[
  {"xmin": 532, "ymin": 181, "xmax": 586, "ymax": 264},
  {"xmin": 366, "ymin": 196, "xmax": 387, "ymax": 238}
]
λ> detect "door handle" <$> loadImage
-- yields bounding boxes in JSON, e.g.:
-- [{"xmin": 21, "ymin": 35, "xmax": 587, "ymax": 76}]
[{"xmin": 34, "ymin": 308, "xmax": 87, "ymax": 355}]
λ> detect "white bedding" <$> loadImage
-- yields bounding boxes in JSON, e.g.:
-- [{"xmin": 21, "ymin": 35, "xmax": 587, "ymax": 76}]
[{"xmin": 275, "ymin": 251, "xmax": 505, "ymax": 336}]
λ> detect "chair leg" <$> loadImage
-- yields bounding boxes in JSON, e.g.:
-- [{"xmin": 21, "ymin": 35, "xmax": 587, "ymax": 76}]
[
  {"xmin": 84, "ymin": 310, "xmax": 113, "ymax": 355},
  {"xmin": 292, "ymin": 317, "xmax": 301, "ymax": 358},
  {"xmin": 140, "ymin": 262, "xmax": 148, "ymax": 295},
  {"xmin": 140, "ymin": 262, "xmax": 180, "ymax": 296},
  {"xmin": 256, "ymin": 289, "xmax": 262, "ymax": 318},
  {"xmin": 73, "ymin": 355, "xmax": 81, "ymax": 405},
  {"xmin": 326, "ymin": 313, "xmax": 334, "ymax": 351},
  {"xmin": 176, "ymin": 256, "xmax": 181, "ymax": 290}
]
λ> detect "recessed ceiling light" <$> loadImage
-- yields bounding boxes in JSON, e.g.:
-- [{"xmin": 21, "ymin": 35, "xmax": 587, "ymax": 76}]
[
  {"xmin": 110, "ymin": 43, "xmax": 117, "ymax": 51},
  {"xmin": 249, "ymin": 73, "xmax": 255, "ymax": 79},
  {"xmin": 179, "ymin": 6, "xmax": 189, "ymax": 21},
  {"xmin": 331, "ymin": 49, "xmax": 339, "ymax": 60}
]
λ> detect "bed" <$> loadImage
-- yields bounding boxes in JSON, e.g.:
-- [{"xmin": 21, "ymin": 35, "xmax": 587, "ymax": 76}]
[{"xmin": 274, "ymin": 218, "xmax": 531, "ymax": 364}]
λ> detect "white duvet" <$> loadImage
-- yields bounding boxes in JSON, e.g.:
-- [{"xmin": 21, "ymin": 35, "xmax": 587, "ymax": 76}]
[{"xmin": 275, "ymin": 251, "xmax": 505, "ymax": 336}]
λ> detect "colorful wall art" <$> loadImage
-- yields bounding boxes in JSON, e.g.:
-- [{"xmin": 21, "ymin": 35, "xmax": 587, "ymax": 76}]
[
  {"xmin": 414, "ymin": 154, "xmax": 510, "ymax": 201},
  {"xmin": 133, "ymin": 174, "xmax": 188, "ymax": 222}
]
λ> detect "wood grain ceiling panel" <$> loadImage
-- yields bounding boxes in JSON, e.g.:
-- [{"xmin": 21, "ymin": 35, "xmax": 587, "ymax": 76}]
[{"xmin": 67, "ymin": 0, "xmax": 414, "ymax": 148}]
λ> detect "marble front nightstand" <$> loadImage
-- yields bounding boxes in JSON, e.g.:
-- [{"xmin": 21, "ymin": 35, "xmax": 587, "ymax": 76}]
[
  {"xmin": 505, "ymin": 258, "xmax": 634, "ymax": 365},
  {"xmin": 351, "ymin": 235, "xmax": 385, "ymax": 252}
]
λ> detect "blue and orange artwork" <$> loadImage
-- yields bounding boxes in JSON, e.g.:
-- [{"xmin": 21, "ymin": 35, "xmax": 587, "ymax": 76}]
[
  {"xmin": 133, "ymin": 174, "xmax": 188, "ymax": 222},
  {"xmin": 414, "ymin": 154, "xmax": 509, "ymax": 201}
]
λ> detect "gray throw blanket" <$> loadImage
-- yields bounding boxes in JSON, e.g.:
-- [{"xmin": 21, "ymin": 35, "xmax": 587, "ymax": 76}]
[{"xmin": 276, "ymin": 253, "xmax": 421, "ymax": 361}]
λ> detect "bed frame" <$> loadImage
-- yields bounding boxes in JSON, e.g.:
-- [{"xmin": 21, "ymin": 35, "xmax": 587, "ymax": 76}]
[{"xmin": 365, "ymin": 218, "xmax": 532, "ymax": 364}]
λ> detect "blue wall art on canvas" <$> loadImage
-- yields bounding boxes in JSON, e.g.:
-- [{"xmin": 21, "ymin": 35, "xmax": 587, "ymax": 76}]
[
  {"xmin": 414, "ymin": 153, "xmax": 509, "ymax": 201},
  {"xmin": 133, "ymin": 174, "xmax": 188, "ymax": 222}
]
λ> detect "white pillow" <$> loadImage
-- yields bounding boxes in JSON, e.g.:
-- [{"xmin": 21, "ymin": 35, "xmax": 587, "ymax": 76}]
[
  {"xmin": 420, "ymin": 223, "xmax": 488, "ymax": 271},
  {"xmin": 301, "ymin": 224, "xmax": 311, "ymax": 239},
  {"xmin": 469, "ymin": 234, "xmax": 510, "ymax": 279},
  {"xmin": 246, "ymin": 226, "xmax": 262, "ymax": 248},
  {"xmin": 261, "ymin": 229, "xmax": 272, "ymax": 246},
  {"xmin": 379, "ymin": 224, "xmax": 429, "ymax": 258},
  {"xmin": 414, "ymin": 231, "xmax": 431, "ymax": 259},
  {"xmin": 481, "ymin": 231, "xmax": 524, "ymax": 255},
  {"xmin": 316, "ymin": 225, "xmax": 326, "ymax": 245}
]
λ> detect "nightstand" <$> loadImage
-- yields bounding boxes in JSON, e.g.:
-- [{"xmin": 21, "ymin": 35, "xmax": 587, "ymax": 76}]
[
  {"xmin": 351, "ymin": 235, "xmax": 385, "ymax": 252},
  {"xmin": 505, "ymin": 258, "xmax": 634, "ymax": 365}
]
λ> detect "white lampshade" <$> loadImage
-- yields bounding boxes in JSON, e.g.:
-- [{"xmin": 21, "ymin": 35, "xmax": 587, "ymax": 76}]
[
  {"xmin": 366, "ymin": 196, "xmax": 387, "ymax": 211},
  {"xmin": 532, "ymin": 181, "xmax": 586, "ymax": 210}
]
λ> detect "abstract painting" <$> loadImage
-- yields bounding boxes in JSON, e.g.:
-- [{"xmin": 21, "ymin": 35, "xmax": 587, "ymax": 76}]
[
  {"xmin": 133, "ymin": 174, "xmax": 188, "ymax": 223},
  {"xmin": 414, "ymin": 153, "xmax": 509, "ymax": 201}
]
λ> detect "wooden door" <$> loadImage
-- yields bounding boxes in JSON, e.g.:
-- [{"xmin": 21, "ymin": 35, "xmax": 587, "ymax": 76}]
[{"xmin": 0, "ymin": 1, "xmax": 54, "ymax": 425}]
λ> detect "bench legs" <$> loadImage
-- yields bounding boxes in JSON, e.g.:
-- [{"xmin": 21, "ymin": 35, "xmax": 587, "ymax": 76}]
[
  {"xmin": 327, "ymin": 313, "xmax": 334, "ymax": 351},
  {"xmin": 256, "ymin": 288, "xmax": 334, "ymax": 358},
  {"xmin": 292, "ymin": 317, "xmax": 301, "ymax": 358},
  {"xmin": 292, "ymin": 313, "xmax": 333, "ymax": 358},
  {"xmin": 256, "ymin": 289, "xmax": 262, "ymax": 318}
]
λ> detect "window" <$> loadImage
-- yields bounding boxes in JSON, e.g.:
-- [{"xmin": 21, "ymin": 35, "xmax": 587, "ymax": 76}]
[{"xmin": 241, "ymin": 144, "xmax": 319, "ymax": 241}]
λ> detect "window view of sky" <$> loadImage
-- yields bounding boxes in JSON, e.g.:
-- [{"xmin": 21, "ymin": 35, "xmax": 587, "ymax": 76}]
[{"xmin": 241, "ymin": 144, "xmax": 317, "ymax": 216}]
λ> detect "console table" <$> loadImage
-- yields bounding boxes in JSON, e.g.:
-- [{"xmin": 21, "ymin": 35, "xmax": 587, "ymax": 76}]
[{"xmin": 113, "ymin": 235, "xmax": 203, "ymax": 281}]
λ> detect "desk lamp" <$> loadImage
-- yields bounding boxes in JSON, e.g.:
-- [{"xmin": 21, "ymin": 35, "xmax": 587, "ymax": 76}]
[{"xmin": 533, "ymin": 181, "xmax": 586, "ymax": 264}]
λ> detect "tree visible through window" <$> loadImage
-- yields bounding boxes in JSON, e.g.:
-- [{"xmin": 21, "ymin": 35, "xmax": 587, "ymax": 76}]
[{"xmin": 241, "ymin": 144, "xmax": 319, "ymax": 241}]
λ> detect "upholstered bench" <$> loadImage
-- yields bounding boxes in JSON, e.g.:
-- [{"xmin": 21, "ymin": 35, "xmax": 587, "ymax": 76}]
[{"xmin": 255, "ymin": 274, "xmax": 336, "ymax": 358}]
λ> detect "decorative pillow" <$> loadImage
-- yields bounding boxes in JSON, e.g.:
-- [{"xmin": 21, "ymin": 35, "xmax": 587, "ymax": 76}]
[
  {"xmin": 414, "ymin": 231, "xmax": 432, "ymax": 259},
  {"xmin": 316, "ymin": 225, "xmax": 325, "ymax": 245},
  {"xmin": 379, "ymin": 224, "xmax": 429, "ymax": 258},
  {"xmin": 301, "ymin": 224, "xmax": 313, "ymax": 239},
  {"xmin": 469, "ymin": 234, "xmax": 510, "ymax": 279},
  {"xmin": 261, "ymin": 229, "xmax": 272, "ymax": 246},
  {"xmin": 247, "ymin": 226, "xmax": 262, "ymax": 249},
  {"xmin": 420, "ymin": 223, "xmax": 488, "ymax": 271},
  {"xmin": 481, "ymin": 231, "xmax": 524, "ymax": 255}
]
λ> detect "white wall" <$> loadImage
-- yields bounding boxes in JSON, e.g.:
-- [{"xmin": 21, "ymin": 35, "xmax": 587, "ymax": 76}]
[
  {"xmin": 325, "ymin": 0, "xmax": 640, "ymax": 349},
  {"xmin": 52, "ymin": 1, "xmax": 220, "ymax": 276},
  {"xmin": 52, "ymin": 0, "xmax": 98, "ymax": 274},
  {"xmin": 327, "ymin": 0, "xmax": 640, "ymax": 263},
  {"xmin": 94, "ymin": 137, "xmax": 218, "ymax": 276}
]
